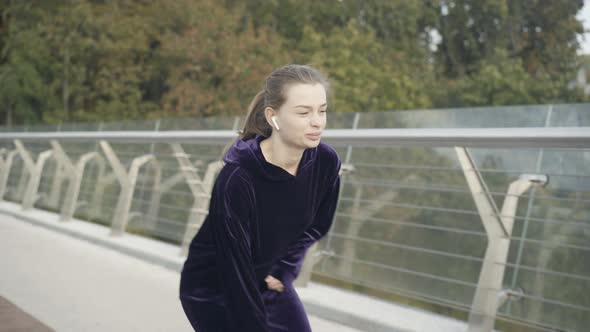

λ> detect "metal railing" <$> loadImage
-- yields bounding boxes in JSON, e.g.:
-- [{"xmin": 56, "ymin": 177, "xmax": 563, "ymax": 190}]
[{"xmin": 0, "ymin": 107, "xmax": 589, "ymax": 332}]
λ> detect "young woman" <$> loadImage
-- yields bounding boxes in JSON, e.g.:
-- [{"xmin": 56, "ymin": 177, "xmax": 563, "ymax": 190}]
[{"xmin": 179, "ymin": 64, "xmax": 342, "ymax": 331}]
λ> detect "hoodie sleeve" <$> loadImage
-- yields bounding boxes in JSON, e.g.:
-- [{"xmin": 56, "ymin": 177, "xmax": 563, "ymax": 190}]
[
  {"xmin": 210, "ymin": 168, "xmax": 270, "ymax": 331},
  {"xmin": 268, "ymin": 171, "xmax": 341, "ymax": 285}
]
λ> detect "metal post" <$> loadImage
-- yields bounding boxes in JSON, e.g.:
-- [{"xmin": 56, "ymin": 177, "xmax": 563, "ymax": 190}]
[
  {"xmin": 15, "ymin": 158, "xmax": 30, "ymax": 201},
  {"xmin": 507, "ymin": 105, "xmax": 553, "ymax": 314},
  {"xmin": 50, "ymin": 141, "xmax": 76, "ymax": 213},
  {"xmin": 0, "ymin": 149, "xmax": 17, "ymax": 199},
  {"xmin": 456, "ymin": 147, "xmax": 548, "ymax": 332},
  {"xmin": 171, "ymin": 142, "xmax": 222, "ymax": 256},
  {"xmin": 87, "ymin": 157, "xmax": 108, "ymax": 220},
  {"xmin": 55, "ymin": 141, "xmax": 100, "ymax": 221},
  {"xmin": 100, "ymin": 140, "xmax": 155, "ymax": 236},
  {"xmin": 14, "ymin": 140, "xmax": 54, "ymax": 210},
  {"xmin": 146, "ymin": 172, "xmax": 186, "ymax": 231},
  {"xmin": 180, "ymin": 160, "xmax": 222, "ymax": 256},
  {"xmin": 47, "ymin": 124, "xmax": 66, "ymax": 208},
  {"xmin": 142, "ymin": 120, "xmax": 162, "ymax": 228},
  {"xmin": 143, "ymin": 163, "xmax": 163, "ymax": 230},
  {"xmin": 47, "ymin": 155, "xmax": 65, "ymax": 209}
]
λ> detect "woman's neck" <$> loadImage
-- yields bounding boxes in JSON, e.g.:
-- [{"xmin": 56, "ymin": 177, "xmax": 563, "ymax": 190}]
[{"xmin": 260, "ymin": 136, "xmax": 304, "ymax": 176}]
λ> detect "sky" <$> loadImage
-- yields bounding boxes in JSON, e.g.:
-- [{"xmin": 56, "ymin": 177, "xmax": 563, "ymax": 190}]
[{"xmin": 578, "ymin": 0, "xmax": 590, "ymax": 54}]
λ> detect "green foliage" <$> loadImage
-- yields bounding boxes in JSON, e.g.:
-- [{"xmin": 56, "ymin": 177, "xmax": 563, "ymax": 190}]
[
  {"xmin": 427, "ymin": 0, "xmax": 587, "ymax": 106},
  {"xmin": 0, "ymin": 2, "xmax": 55, "ymax": 125},
  {"xmin": 298, "ymin": 20, "xmax": 432, "ymax": 112},
  {"xmin": 0, "ymin": 0, "xmax": 588, "ymax": 125},
  {"xmin": 158, "ymin": 0, "xmax": 289, "ymax": 118}
]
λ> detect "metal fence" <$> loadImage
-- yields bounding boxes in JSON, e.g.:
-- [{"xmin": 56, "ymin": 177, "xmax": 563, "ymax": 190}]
[{"xmin": 1, "ymin": 104, "xmax": 589, "ymax": 332}]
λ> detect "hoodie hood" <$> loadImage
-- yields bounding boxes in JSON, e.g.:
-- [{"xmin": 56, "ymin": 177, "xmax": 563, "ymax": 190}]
[{"xmin": 223, "ymin": 134, "xmax": 316, "ymax": 181}]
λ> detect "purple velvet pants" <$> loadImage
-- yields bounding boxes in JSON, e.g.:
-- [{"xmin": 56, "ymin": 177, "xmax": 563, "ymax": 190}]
[{"xmin": 180, "ymin": 282, "xmax": 312, "ymax": 332}]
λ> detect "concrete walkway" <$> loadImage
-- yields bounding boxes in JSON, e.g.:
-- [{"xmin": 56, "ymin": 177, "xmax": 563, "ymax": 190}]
[
  {"xmin": 0, "ymin": 214, "xmax": 362, "ymax": 332},
  {"xmin": 0, "ymin": 201, "xmax": 473, "ymax": 332}
]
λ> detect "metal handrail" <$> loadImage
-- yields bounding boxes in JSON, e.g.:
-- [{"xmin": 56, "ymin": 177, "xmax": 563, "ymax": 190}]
[{"xmin": 1, "ymin": 127, "xmax": 589, "ymax": 148}]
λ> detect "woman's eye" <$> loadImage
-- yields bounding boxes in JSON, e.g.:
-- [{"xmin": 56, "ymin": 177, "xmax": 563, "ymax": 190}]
[{"xmin": 298, "ymin": 110, "xmax": 326, "ymax": 115}]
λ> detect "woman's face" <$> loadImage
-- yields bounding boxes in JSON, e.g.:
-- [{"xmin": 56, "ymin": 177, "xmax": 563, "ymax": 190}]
[{"xmin": 273, "ymin": 83, "xmax": 328, "ymax": 149}]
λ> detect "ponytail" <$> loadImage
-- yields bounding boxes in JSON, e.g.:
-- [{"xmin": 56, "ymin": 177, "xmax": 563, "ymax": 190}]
[
  {"xmin": 220, "ymin": 90, "xmax": 270, "ymax": 159},
  {"xmin": 239, "ymin": 90, "xmax": 272, "ymax": 141}
]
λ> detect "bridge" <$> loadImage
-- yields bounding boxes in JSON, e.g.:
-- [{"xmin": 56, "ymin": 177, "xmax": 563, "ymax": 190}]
[{"xmin": 1, "ymin": 105, "xmax": 589, "ymax": 331}]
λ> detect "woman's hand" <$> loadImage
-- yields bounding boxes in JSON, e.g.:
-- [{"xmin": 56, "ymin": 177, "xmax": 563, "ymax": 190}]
[{"xmin": 264, "ymin": 275, "xmax": 285, "ymax": 292}]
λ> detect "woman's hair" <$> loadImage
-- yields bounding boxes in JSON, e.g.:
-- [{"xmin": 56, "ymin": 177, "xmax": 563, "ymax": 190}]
[
  {"xmin": 219, "ymin": 64, "xmax": 329, "ymax": 160},
  {"xmin": 239, "ymin": 64, "xmax": 330, "ymax": 141}
]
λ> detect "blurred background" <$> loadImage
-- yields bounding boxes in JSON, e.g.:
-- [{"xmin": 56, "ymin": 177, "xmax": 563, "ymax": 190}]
[{"xmin": 1, "ymin": 0, "xmax": 590, "ymax": 126}]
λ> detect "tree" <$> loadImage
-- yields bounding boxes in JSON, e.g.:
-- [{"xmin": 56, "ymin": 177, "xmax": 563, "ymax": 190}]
[
  {"xmin": 40, "ymin": 0, "xmax": 156, "ymax": 123},
  {"xmin": 0, "ymin": 1, "xmax": 55, "ymax": 126},
  {"xmin": 158, "ymin": 0, "xmax": 289, "ymax": 117},
  {"xmin": 297, "ymin": 19, "xmax": 433, "ymax": 113}
]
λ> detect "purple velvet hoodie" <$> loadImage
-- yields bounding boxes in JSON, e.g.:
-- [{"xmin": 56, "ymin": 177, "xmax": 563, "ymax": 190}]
[{"xmin": 179, "ymin": 133, "xmax": 342, "ymax": 331}]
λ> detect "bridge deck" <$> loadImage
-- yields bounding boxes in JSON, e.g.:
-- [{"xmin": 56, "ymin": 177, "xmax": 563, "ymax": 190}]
[{"xmin": 0, "ymin": 213, "xmax": 363, "ymax": 332}]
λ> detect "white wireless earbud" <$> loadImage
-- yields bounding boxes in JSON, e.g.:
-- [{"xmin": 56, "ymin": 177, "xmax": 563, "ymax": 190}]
[{"xmin": 271, "ymin": 116, "xmax": 280, "ymax": 130}]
